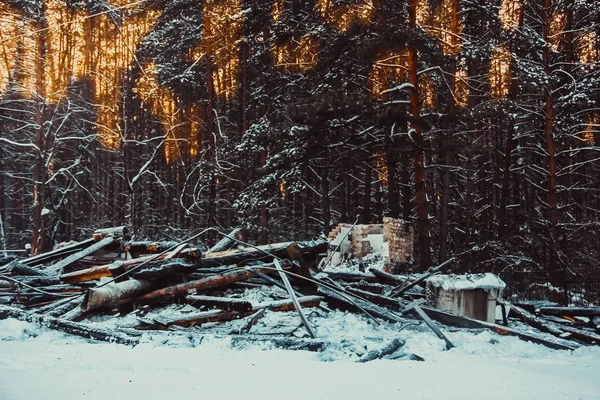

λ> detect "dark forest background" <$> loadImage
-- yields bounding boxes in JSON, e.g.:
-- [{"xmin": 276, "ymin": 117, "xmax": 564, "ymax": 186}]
[{"xmin": 0, "ymin": 0, "xmax": 599, "ymax": 302}]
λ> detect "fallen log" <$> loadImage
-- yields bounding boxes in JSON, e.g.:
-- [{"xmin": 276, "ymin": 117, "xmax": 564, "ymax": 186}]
[
  {"xmin": 0, "ymin": 305, "xmax": 138, "ymax": 346},
  {"xmin": 92, "ymin": 226, "xmax": 128, "ymax": 240},
  {"xmin": 128, "ymin": 259, "xmax": 196, "ymax": 280},
  {"xmin": 46, "ymin": 236, "xmax": 116, "ymax": 274},
  {"xmin": 538, "ymin": 307, "xmax": 600, "ymax": 318},
  {"xmin": 498, "ymin": 300, "xmax": 568, "ymax": 340},
  {"xmin": 60, "ymin": 255, "xmax": 155, "ymax": 284},
  {"xmin": 6, "ymin": 260, "xmax": 51, "ymax": 276},
  {"xmin": 235, "ymin": 309, "xmax": 266, "ymax": 334},
  {"xmin": 358, "ymin": 338, "xmax": 406, "ymax": 362},
  {"xmin": 556, "ymin": 325, "xmax": 600, "ymax": 345},
  {"xmin": 207, "ymin": 228, "xmax": 242, "ymax": 253},
  {"xmin": 186, "ymin": 295, "xmax": 253, "ymax": 312},
  {"xmin": 322, "ymin": 270, "xmax": 381, "ymax": 283},
  {"xmin": 229, "ymin": 335, "xmax": 326, "ymax": 352},
  {"xmin": 81, "ymin": 279, "xmax": 153, "ymax": 313},
  {"xmin": 21, "ymin": 239, "xmax": 96, "ymax": 267},
  {"xmin": 368, "ymin": 268, "xmax": 416, "ymax": 285},
  {"xmin": 2, "ymin": 274, "xmax": 61, "ymax": 287},
  {"xmin": 419, "ymin": 305, "xmax": 579, "ymax": 351},
  {"xmin": 199, "ymin": 240, "xmax": 327, "ymax": 269},
  {"xmin": 154, "ymin": 296, "xmax": 323, "ymax": 328},
  {"xmin": 136, "ymin": 262, "xmax": 291, "ymax": 305}
]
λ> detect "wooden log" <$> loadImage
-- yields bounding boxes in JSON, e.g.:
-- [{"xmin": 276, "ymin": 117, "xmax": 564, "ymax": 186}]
[
  {"xmin": 46, "ymin": 296, "xmax": 83, "ymax": 317},
  {"xmin": 419, "ymin": 305, "xmax": 579, "ymax": 351},
  {"xmin": 45, "ymin": 236, "xmax": 116, "ymax": 274},
  {"xmin": 198, "ymin": 240, "xmax": 327, "ymax": 268},
  {"xmin": 358, "ymin": 338, "xmax": 406, "ymax": 362},
  {"xmin": 499, "ymin": 300, "xmax": 568, "ymax": 339},
  {"xmin": 125, "ymin": 241, "xmax": 180, "ymax": 258},
  {"xmin": 207, "ymin": 228, "xmax": 242, "ymax": 253},
  {"xmin": 92, "ymin": 226, "xmax": 129, "ymax": 240},
  {"xmin": 323, "ymin": 271, "xmax": 381, "ymax": 283},
  {"xmin": 368, "ymin": 268, "xmax": 416, "ymax": 285},
  {"xmin": 6, "ymin": 260, "xmax": 51, "ymax": 276},
  {"xmin": 556, "ymin": 325, "xmax": 600, "ymax": 345},
  {"xmin": 229, "ymin": 335, "xmax": 326, "ymax": 352},
  {"xmin": 129, "ymin": 259, "xmax": 196, "ymax": 280},
  {"xmin": 345, "ymin": 281, "xmax": 389, "ymax": 295},
  {"xmin": 155, "ymin": 296, "xmax": 323, "ymax": 328},
  {"xmin": 60, "ymin": 255, "xmax": 155, "ymax": 284},
  {"xmin": 21, "ymin": 239, "xmax": 96, "ymax": 267},
  {"xmin": 0, "ymin": 305, "xmax": 138, "ymax": 346},
  {"xmin": 81, "ymin": 279, "xmax": 153, "ymax": 313},
  {"xmin": 538, "ymin": 307, "xmax": 600, "ymax": 318},
  {"xmin": 136, "ymin": 262, "xmax": 290, "ymax": 305},
  {"xmin": 186, "ymin": 295, "xmax": 253, "ymax": 312},
  {"xmin": 0, "ymin": 274, "xmax": 61, "ymax": 287}
]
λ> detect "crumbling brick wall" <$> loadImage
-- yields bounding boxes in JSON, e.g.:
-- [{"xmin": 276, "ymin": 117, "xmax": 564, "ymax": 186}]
[{"xmin": 327, "ymin": 217, "xmax": 414, "ymax": 271}]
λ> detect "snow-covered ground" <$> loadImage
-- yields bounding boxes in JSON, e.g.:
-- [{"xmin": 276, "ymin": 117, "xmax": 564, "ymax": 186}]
[{"xmin": 1, "ymin": 316, "xmax": 599, "ymax": 400}]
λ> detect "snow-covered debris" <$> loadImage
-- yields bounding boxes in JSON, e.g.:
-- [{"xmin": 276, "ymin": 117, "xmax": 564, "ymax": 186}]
[{"xmin": 427, "ymin": 273, "xmax": 506, "ymax": 292}]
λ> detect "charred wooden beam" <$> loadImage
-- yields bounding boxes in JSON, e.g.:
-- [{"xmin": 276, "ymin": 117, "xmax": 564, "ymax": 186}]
[
  {"xmin": 419, "ymin": 305, "xmax": 579, "ymax": 351},
  {"xmin": 21, "ymin": 239, "xmax": 95, "ymax": 267},
  {"xmin": 60, "ymin": 255, "xmax": 155, "ymax": 284},
  {"xmin": 186, "ymin": 295, "xmax": 253, "ymax": 312},
  {"xmin": 538, "ymin": 307, "xmax": 600, "ymax": 318},
  {"xmin": 129, "ymin": 259, "xmax": 196, "ymax": 280},
  {"xmin": 403, "ymin": 299, "xmax": 455, "ymax": 350},
  {"xmin": 358, "ymin": 338, "xmax": 406, "ymax": 362},
  {"xmin": 136, "ymin": 261, "xmax": 292, "ymax": 305},
  {"xmin": 0, "ymin": 305, "xmax": 138, "ymax": 346},
  {"xmin": 46, "ymin": 236, "xmax": 116, "ymax": 274}
]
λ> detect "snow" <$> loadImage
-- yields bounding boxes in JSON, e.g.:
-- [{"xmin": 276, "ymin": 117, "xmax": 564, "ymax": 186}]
[
  {"xmin": 427, "ymin": 272, "xmax": 506, "ymax": 291},
  {"xmin": 2, "ymin": 314, "xmax": 600, "ymax": 400}
]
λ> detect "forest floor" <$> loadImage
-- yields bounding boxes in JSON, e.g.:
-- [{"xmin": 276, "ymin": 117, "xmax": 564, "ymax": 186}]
[{"xmin": 1, "ymin": 312, "xmax": 600, "ymax": 400}]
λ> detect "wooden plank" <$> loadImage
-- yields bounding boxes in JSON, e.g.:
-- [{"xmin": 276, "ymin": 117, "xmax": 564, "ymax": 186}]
[
  {"xmin": 46, "ymin": 237, "xmax": 116, "ymax": 274},
  {"xmin": 186, "ymin": 295, "xmax": 253, "ymax": 312},
  {"xmin": 21, "ymin": 238, "xmax": 95, "ymax": 266},
  {"xmin": 274, "ymin": 258, "xmax": 316, "ymax": 338},
  {"xmin": 403, "ymin": 299, "xmax": 455, "ymax": 350}
]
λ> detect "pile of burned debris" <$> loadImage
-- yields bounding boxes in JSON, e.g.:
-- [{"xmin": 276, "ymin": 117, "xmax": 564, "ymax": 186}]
[{"xmin": 0, "ymin": 226, "xmax": 599, "ymax": 359}]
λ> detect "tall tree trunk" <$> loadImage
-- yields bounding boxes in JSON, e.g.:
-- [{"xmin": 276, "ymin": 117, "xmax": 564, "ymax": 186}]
[
  {"xmin": 408, "ymin": 0, "xmax": 431, "ymax": 270},
  {"xmin": 31, "ymin": 13, "xmax": 49, "ymax": 256}
]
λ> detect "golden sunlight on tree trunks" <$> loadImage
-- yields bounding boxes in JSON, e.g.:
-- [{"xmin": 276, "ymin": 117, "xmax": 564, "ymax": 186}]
[
  {"xmin": 416, "ymin": 0, "xmax": 462, "ymax": 55},
  {"xmin": 93, "ymin": 3, "xmax": 160, "ymax": 149},
  {"xmin": 317, "ymin": 0, "xmax": 374, "ymax": 32},
  {"xmin": 454, "ymin": 60, "xmax": 468, "ymax": 107},
  {"xmin": 489, "ymin": 46, "xmax": 511, "ymax": 99},
  {"xmin": 499, "ymin": 0, "xmax": 522, "ymax": 31},
  {"xmin": 44, "ymin": 0, "xmax": 87, "ymax": 103},
  {"xmin": 581, "ymin": 114, "xmax": 599, "ymax": 145},
  {"xmin": 273, "ymin": 36, "xmax": 318, "ymax": 72},
  {"xmin": 134, "ymin": 63, "xmax": 202, "ymax": 164},
  {"xmin": 272, "ymin": 0, "xmax": 284, "ymax": 22},
  {"xmin": 0, "ymin": 5, "xmax": 37, "ymax": 97},
  {"xmin": 548, "ymin": 9, "xmax": 566, "ymax": 52},
  {"xmin": 576, "ymin": 32, "xmax": 598, "ymax": 65},
  {"xmin": 376, "ymin": 153, "xmax": 388, "ymax": 186},
  {"xmin": 368, "ymin": 51, "xmax": 409, "ymax": 98},
  {"xmin": 194, "ymin": 0, "xmax": 243, "ymax": 100}
]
